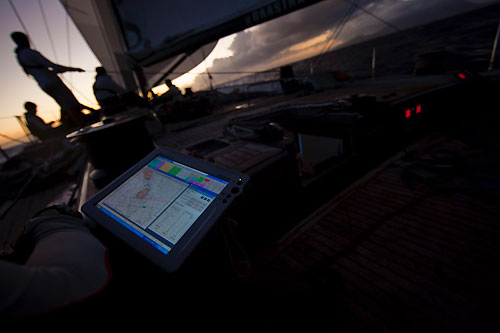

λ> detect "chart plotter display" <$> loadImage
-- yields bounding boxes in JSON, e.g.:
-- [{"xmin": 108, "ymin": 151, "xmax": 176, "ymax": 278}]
[{"xmin": 96, "ymin": 155, "xmax": 229, "ymax": 254}]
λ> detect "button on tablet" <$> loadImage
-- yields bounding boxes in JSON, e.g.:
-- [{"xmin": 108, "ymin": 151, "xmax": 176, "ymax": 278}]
[{"xmin": 231, "ymin": 187, "xmax": 240, "ymax": 194}]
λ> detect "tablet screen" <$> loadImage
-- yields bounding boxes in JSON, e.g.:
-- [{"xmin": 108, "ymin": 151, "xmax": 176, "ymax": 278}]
[{"xmin": 96, "ymin": 155, "xmax": 229, "ymax": 254}]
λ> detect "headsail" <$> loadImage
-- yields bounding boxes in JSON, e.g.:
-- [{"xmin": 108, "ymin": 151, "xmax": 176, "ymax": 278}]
[{"xmin": 62, "ymin": 0, "xmax": 323, "ymax": 92}]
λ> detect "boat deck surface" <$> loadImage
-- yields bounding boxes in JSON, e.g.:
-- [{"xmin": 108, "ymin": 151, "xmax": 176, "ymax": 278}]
[
  {"xmin": 2, "ymin": 74, "xmax": 499, "ymax": 329},
  {"xmin": 156, "ymin": 74, "xmax": 456, "ymax": 151},
  {"xmin": 265, "ymin": 132, "xmax": 500, "ymax": 331}
]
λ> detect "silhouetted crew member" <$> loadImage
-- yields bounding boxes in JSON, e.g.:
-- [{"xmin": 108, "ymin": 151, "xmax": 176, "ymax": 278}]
[
  {"xmin": 92, "ymin": 66, "xmax": 127, "ymax": 111},
  {"xmin": 10, "ymin": 31, "xmax": 91, "ymax": 128},
  {"xmin": 23, "ymin": 102, "xmax": 66, "ymax": 141},
  {"xmin": 93, "ymin": 66, "xmax": 150, "ymax": 115},
  {"xmin": 164, "ymin": 79, "xmax": 183, "ymax": 100}
]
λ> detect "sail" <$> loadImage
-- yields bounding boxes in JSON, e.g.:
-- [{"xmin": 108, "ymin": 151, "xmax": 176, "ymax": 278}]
[{"xmin": 62, "ymin": 0, "xmax": 323, "ymax": 91}]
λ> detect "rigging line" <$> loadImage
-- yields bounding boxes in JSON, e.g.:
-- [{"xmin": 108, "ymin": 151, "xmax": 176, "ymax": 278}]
[
  {"xmin": 344, "ymin": 0, "xmax": 401, "ymax": 33},
  {"xmin": 323, "ymin": 0, "xmax": 358, "ymax": 54},
  {"xmin": 0, "ymin": 133, "xmax": 30, "ymax": 144},
  {"xmin": 321, "ymin": 3, "xmax": 358, "ymax": 61},
  {"xmin": 0, "ymin": 164, "xmax": 43, "ymax": 225},
  {"xmin": 229, "ymin": 57, "xmax": 245, "ymax": 84},
  {"xmin": 66, "ymin": 11, "xmax": 72, "ymax": 83},
  {"xmin": 189, "ymin": 55, "xmax": 210, "ymax": 88},
  {"xmin": 7, "ymin": 0, "xmax": 37, "ymax": 49},
  {"xmin": 333, "ymin": 0, "xmax": 359, "ymax": 41},
  {"xmin": 38, "ymin": 0, "xmax": 58, "ymax": 62},
  {"xmin": 313, "ymin": 0, "xmax": 359, "ymax": 69},
  {"xmin": 59, "ymin": 76, "xmax": 95, "ymax": 106},
  {"xmin": 15, "ymin": 116, "xmax": 35, "ymax": 143},
  {"xmin": 201, "ymin": 46, "xmax": 215, "ymax": 88},
  {"xmin": 310, "ymin": 1, "xmax": 354, "ymax": 70},
  {"xmin": 105, "ymin": 69, "xmax": 279, "ymax": 75}
]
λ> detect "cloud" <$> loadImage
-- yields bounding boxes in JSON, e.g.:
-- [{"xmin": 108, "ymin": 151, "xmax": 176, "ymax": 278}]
[
  {"xmin": 192, "ymin": 0, "xmax": 347, "ymax": 88},
  {"xmin": 230, "ymin": 2, "xmax": 345, "ymax": 67},
  {"xmin": 191, "ymin": 0, "xmax": 496, "ymax": 90}
]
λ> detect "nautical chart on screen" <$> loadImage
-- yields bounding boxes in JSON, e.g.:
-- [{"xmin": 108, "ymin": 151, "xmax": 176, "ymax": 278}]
[{"xmin": 96, "ymin": 155, "xmax": 228, "ymax": 252}]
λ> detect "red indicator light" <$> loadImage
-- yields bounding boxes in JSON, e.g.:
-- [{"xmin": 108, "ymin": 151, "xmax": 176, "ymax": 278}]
[
  {"xmin": 405, "ymin": 109, "xmax": 411, "ymax": 118},
  {"xmin": 416, "ymin": 104, "xmax": 422, "ymax": 114},
  {"xmin": 457, "ymin": 73, "xmax": 467, "ymax": 79}
]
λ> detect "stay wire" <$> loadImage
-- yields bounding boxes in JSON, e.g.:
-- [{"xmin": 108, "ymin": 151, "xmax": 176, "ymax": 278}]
[
  {"xmin": 101, "ymin": 68, "xmax": 279, "ymax": 76},
  {"xmin": 229, "ymin": 57, "xmax": 245, "ymax": 83},
  {"xmin": 314, "ymin": 0, "xmax": 401, "ymax": 70},
  {"xmin": 334, "ymin": 0, "xmax": 360, "ymax": 41},
  {"xmin": 7, "ymin": 0, "xmax": 36, "ymax": 49},
  {"xmin": 189, "ymin": 55, "xmax": 211, "ymax": 88},
  {"xmin": 66, "ymin": 9, "xmax": 72, "ymax": 83},
  {"xmin": 344, "ymin": 0, "xmax": 401, "ymax": 33},
  {"xmin": 59, "ymin": 75, "xmax": 95, "ymax": 106},
  {"xmin": 0, "ymin": 133, "xmax": 30, "ymax": 144},
  {"xmin": 201, "ymin": 45, "xmax": 215, "ymax": 88},
  {"xmin": 0, "ymin": 164, "xmax": 43, "ymax": 228},
  {"xmin": 38, "ymin": 0, "xmax": 58, "ymax": 62},
  {"xmin": 221, "ymin": 218, "xmax": 251, "ymax": 278},
  {"xmin": 313, "ymin": 0, "xmax": 359, "ymax": 69},
  {"xmin": 326, "ymin": 0, "xmax": 359, "ymax": 52}
]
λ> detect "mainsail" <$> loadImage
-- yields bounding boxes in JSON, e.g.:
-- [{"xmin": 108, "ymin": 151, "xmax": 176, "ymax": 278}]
[{"xmin": 62, "ymin": 0, "xmax": 323, "ymax": 93}]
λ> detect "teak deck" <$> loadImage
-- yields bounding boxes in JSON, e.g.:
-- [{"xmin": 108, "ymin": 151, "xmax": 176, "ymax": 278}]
[{"xmin": 267, "ymin": 133, "xmax": 500, "ymax": 331}]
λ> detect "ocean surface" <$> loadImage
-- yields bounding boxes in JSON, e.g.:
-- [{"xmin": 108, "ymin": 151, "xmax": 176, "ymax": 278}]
[
  {"xmin": 220, "ymin": 2, "xmax": 500, "ymax": 87},
  {"xmin": 293, "ymin": 2, "xmax": 500, "ymax": 79}
]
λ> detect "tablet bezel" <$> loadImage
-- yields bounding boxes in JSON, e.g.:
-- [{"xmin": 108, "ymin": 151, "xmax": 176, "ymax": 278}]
[{"xmin": 82, "ymin": 147, "xmax": 249, "ymax": 272}]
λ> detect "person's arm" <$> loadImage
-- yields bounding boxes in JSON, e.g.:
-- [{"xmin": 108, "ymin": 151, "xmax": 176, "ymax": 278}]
[
  {"xmin": 0, "ymin": 212, "xmax": 109, "ymax": 318},
  {"xmin": 26, "ymin": 115, "xmax": 50, "ymax": 132},
  {"xmin": 30, "ymin": 50, "xmax": 84, "ymax": 73}
]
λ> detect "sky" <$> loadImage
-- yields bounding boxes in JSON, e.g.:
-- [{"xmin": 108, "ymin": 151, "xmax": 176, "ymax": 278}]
[{"xmin": 0, "ymin": 0, "xmax": 498, "ymax": 147}]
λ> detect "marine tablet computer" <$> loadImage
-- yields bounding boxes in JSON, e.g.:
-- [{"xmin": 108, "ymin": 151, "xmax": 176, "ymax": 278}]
[{"xmin": 82, "ymin": 147, "xmax": 249, "ymax": 272}]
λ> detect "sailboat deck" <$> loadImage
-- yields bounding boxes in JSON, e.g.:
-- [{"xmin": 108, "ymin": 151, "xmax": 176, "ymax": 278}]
[
  {"xmin": 267, "ymin": 133, "xmax": 500, "ymax": 331},
  {"xmin": 3, "ymin": 71, "xmax": 499, "ymax": 328}
]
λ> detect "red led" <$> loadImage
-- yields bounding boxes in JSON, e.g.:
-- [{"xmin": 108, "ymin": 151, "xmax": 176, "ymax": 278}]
[
  {"xmin": 405, "ymin": 109, "xmax": 411, "ymax": 118},
  {"xmin": 416, "ymin": 104, "xmax": 422, "ymax": 114},
  {"xmin": 457, "ymin": 73, "xmax": 467, "ymax": 79}
]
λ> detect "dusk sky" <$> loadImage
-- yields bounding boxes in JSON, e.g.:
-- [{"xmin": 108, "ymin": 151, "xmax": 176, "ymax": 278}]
[{"xmin": 1, "ymin": 0, "xmax": 498, "ymax": 147}]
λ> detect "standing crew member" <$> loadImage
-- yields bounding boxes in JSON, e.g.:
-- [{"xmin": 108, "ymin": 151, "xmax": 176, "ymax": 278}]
[{"xmin": 10, "ymin": 31, "xmax": 94, "ymax": 128}]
